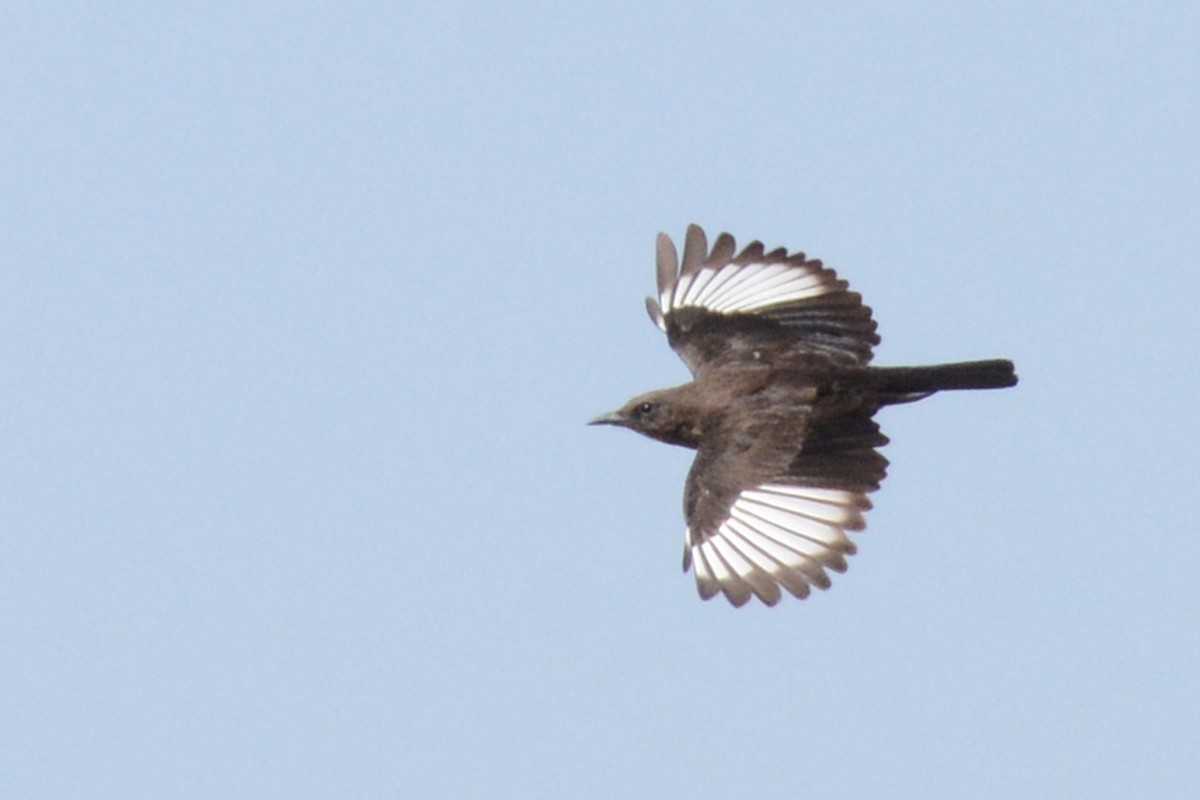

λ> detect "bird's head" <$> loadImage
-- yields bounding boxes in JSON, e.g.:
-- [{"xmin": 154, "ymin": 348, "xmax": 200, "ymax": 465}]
[{"xmin": 589, "ymin": 386, "xmax": 703, "ymax": 448}]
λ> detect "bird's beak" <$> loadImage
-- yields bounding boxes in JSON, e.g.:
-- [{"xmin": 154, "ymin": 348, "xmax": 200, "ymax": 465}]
[{"xmin": 588, "ymin": 411, "xmax": 627, "ymax": 427}]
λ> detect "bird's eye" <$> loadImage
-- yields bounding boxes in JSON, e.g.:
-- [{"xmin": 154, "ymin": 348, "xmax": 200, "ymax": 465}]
[{"xmin": 635, "ymin": 402, "xmax": 656, "ymax": 417}]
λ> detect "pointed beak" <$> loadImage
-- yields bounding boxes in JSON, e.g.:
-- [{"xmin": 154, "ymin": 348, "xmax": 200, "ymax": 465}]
[{"xmin": 588, "ymin": 411, "xmax": 627, "ymax": 427}]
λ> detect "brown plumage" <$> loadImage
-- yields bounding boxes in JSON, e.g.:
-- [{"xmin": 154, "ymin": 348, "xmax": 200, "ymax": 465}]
[{"xmin": 591, "ymin": 225, "xmax": 1017, "ymax": 607}]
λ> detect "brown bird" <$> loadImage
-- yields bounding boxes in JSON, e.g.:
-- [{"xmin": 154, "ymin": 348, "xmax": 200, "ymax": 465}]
[{"xmin": 591, "ymin": 225, "xmax": 1017, "ymax": 607}]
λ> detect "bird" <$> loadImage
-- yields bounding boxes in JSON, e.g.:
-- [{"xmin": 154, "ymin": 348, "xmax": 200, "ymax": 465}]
[{"xmin": 590, "ymin": 224, "xmax": 1017, "ymax": 607}]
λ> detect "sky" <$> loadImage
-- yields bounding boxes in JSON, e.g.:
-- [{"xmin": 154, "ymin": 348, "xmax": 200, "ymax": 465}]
[{"xmin": 3, "ymin": 2, "xmax": 1198, "ymax": 798}]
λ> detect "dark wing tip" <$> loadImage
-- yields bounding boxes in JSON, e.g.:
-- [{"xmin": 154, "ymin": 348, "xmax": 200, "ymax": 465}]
[
  {"xmin": 706, "ymin": 232, "xmax": 737, "ymax": 266},
  {"xmin": 680, "ymin": 224, "xmax": 709, "ymax": 275},
  {"xmin": 734, "ymin": 240, "xmax": 765, "ymax": 264},
  {"xmin": 655, "ymin": 232, "xmax": 679, "ymax": 301}
]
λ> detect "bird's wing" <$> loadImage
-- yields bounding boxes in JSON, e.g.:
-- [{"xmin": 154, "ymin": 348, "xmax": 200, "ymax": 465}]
[
  {"xmin": 645, "ymin": 225, "xmax": 879, "ymax": 375},
  {"xmin": 682, "ymin": 403, "xmax": 889, "ymax": 607}
]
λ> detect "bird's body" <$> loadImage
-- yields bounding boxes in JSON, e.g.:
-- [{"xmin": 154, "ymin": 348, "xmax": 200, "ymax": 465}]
[{"xmin": 592, "ymin": 225, "xmax": 1017, "ymax": 607}]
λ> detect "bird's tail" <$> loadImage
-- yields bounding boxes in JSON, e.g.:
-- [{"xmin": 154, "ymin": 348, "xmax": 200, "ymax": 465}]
[{"xmin": 868, "ymin": 359, "xmax": 1017, "ymax": 404}]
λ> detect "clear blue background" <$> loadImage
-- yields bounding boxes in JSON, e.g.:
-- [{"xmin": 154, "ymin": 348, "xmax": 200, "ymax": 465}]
[{"xmin": 4, "ymin": 2, "xmax": 1197, "ymax": 798}]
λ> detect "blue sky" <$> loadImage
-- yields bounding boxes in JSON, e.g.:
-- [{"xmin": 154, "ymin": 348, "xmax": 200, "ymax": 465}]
[{"xmin": 3, "ymin": 2, "xmax": 1197, "ymax": 798}]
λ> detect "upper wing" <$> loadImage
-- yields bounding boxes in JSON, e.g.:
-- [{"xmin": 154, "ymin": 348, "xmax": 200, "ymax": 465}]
[
  {"xmin": 682, "ymin": 403, "xmax": 889, "ymax": 607},
  {"xmin": 645, "ymin": 225, "xmax": 879, "ymax": 375}
]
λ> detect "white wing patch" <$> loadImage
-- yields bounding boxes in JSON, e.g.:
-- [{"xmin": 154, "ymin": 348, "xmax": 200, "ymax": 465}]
[
  {"xmin": 661, "ymin": 261, "xmax": 838, "ymax": 323},
  {"xmin": 686, "ymin": 483, "xmax": 872, "ymax": 607}
]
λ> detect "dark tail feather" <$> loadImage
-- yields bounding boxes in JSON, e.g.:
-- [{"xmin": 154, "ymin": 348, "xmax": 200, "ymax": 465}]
[{"xmin": 869, "ymin": 359, "xmax": 1017, "ymax": 403}]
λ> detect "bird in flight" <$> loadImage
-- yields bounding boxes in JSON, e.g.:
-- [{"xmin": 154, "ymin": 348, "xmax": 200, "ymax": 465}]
[{"xmin": 591, "ymin": 225, "xmax": 1017, "ymax": 607}]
